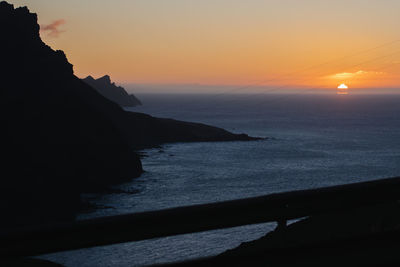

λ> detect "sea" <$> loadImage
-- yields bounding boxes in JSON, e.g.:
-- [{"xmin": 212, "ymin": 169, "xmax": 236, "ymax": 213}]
[{"xmin": 43, "ymin": 93, "xmax": 400, "ymax": 266}]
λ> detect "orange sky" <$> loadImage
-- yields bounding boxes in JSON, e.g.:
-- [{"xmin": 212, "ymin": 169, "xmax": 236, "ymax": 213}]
[{"xmin": 9, "ymin": 0, "xmax": 400, "ymax": 91}]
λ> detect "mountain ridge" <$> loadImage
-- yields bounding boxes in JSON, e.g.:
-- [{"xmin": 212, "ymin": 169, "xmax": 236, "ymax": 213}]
[{"xmin": 82, "ymin": 75, "xmax": 142, "ymax": 107}]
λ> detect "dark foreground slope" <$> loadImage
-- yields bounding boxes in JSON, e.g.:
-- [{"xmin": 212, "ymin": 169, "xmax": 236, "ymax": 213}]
[
  {"xmin": 0, "ymin": 1, "xmax": 259, "ymax": 227},
  {"xmin": 82, "ymin": 75, "xmax": 142, "ymax": 107}
]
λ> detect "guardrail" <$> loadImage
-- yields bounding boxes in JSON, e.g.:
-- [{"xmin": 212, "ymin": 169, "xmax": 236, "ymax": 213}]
[{"xmin": 1, "ymin": 176, "xmax": 400, "ymax": 262}]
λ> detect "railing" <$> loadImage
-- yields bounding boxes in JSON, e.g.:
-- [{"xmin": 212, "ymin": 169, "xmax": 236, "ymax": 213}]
[{"xmin": 1, "ymin": 176, "xmax": 400, "ymax": 263}]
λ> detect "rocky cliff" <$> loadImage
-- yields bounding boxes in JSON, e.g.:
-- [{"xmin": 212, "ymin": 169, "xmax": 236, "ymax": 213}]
[{"xmin": 0, "ymin": 1, "xmax": 143, "ymax": 227}]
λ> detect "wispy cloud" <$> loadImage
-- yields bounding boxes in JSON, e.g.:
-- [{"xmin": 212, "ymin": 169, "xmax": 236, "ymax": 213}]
[
  {"xmin": 40, "ymin": 19, "xmax": 66, "ymax": 38},
  {"xmin": 325, "ymin": 70, "xmax": 385, "ymax": 80},
  {"xmin": 327, "ymin": 70, "xmax": 366, "ymax": 80}
]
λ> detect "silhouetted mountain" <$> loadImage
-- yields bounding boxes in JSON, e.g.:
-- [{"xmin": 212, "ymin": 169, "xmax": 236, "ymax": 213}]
[
  {"xmin": 82, "ymin": 75, "xmax": 142, "ymax": 107},
  {"xmin": 0, "ymin": 1, "xmax": 259, "ymax": 227}
]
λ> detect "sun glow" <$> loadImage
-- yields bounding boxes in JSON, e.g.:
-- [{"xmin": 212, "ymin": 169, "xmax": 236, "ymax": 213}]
[{"xmin": 338, "ymin": 84, "xmax": 348, "ymax": 89}]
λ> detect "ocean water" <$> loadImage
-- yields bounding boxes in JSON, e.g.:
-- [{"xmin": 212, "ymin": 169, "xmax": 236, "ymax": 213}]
[{"xmin": 44, "ymin": 93, "xmax": 400, "ymax": 266}]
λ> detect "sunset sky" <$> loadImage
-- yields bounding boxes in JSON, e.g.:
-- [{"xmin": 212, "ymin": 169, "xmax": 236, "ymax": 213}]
[{"xmin": 9, "ymin": 0, "xmax": 400, "ymax": 92}]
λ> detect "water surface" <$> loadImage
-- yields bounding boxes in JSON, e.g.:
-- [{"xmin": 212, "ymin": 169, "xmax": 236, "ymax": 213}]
[{"xmin": 44, "ymin": 93, "xmax": 400, "ymax": 266}]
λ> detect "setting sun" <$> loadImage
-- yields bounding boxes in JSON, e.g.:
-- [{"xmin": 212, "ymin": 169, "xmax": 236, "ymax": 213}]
[{"xmin": 337, "ymin": 83, "xmax": 349, "ymax": 95}]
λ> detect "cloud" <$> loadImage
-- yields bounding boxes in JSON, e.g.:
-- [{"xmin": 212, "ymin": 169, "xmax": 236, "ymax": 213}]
[
  {"xmin": 40, "ymin": 19, "xmax": 66, "ymax": 38},
  {"xmin": 327, "ymin": 70, "xmax": 367, "ymax": 80},
  {"xmin": 325, "ymin": 70, "xmax": 386, "ymax": 80}
]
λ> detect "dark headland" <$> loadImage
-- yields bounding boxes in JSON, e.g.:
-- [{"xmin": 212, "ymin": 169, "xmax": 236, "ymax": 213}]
[
  {"xmin": 82, "ymin": 75, "xmax": 142, "ymax": 107},
  {"xmin": 0, "ymin": 0, "xmax": 261, "ymax": 230}
]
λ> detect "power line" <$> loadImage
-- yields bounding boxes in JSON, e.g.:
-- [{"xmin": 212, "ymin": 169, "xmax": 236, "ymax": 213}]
[
  {"xmin": 202, "ymin": 38, "xmax": 400, "ymax": 97},
  {"xmin": 242, "ymin": 60, "xmax": 400, "ymax": 111},
  {"xmin": 132, "ymin": 38, "xmax": 400, "ymax": 114},
  {"xmin": 201, "ymin": 48, "xmax": 400, "ymax": 109}
]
